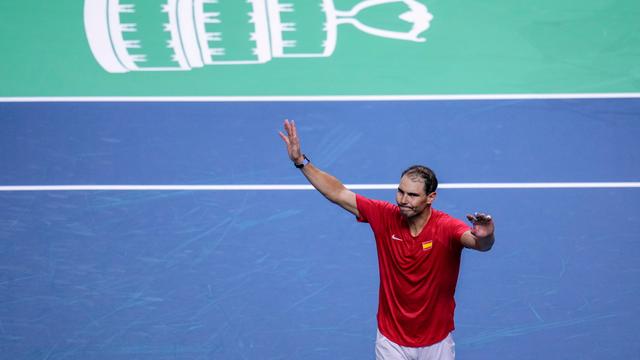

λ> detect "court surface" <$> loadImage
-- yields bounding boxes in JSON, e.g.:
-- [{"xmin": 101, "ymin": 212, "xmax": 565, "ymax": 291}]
[{"xmin": 1, "ymin": 98, "xmax": 639, "ymax": 359}]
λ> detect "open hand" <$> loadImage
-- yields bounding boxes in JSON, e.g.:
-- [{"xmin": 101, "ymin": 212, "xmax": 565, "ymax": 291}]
[{"xmin": 278, "ymin": 119, "xmax": 304, "ymax": 164}]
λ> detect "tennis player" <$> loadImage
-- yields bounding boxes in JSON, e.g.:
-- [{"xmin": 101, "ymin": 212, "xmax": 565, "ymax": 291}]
[{"xmin": 279, "ymin": 119, "xmax": 495, "ymax": 360}]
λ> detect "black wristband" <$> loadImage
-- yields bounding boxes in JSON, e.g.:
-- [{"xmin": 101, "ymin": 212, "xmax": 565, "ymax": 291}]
[{"xmin": 294, "ymin": 154, "xmax": 310, "ymax": 169}]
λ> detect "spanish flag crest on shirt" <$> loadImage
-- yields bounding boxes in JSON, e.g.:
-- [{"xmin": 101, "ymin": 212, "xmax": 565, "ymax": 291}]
[{"xmin": 422, "ymin": 240, "xmax": 433, "ymax": 251}]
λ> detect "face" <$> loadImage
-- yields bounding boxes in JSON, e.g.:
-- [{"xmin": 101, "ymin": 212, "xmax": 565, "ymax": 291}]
[{"xmin": 396, "ymin": 175, "xmax": 436, "ymax": 219}]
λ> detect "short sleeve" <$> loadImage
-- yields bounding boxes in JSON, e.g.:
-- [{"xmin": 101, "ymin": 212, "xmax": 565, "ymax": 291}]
[
  {"xmin": 448, "ymin": 216, "xmax": 471, "ymax": 242},
  {"xmin": 355, "ymin": 193, "xmax": 396, "ymax": 225}
]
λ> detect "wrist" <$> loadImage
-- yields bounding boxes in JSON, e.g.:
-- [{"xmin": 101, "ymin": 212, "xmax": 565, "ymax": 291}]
[{"xmin": 294, "ymin": 154, "xmax": 310, "ymax": 168}]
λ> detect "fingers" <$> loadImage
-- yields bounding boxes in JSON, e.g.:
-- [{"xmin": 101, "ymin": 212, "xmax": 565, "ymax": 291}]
[
  {"xmin": 282, "ymin": 118, "xmax": 302, "ymax": 146},
  {"xmin": 278, "ymin": 131, "xmax": 290, "ymax": 145},
  {"xmin": 466, "ymin": 212, "xmax": 494, "ymax": 239},
  {"xmin": 285, "ymin": 118, "xmax": 298, "ymax": 140},
  {"xmin": 291, "ymin": 119, "xmax": 298, "ymax": 139},
  {"xmin": 466, "ymin": 212, "xmax": 493, "ymax": 224},
  {"xmin": 280, "ymin": 119, "xmax": 303, "ymax": 163},
  {"xmin": 470, "ymin": 213, "xmax": 493, "ymax": 233},
  {"xmin": 280, "ymin": 120, "xmax": 292, "ymax": 144},
  {"xmin": 282, "ymin": 119, "xmax": 297, "ymax": 139}
]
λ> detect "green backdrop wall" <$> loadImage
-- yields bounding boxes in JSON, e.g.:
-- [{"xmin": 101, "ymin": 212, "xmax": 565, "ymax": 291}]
[{"xmin": 1, "ymin": 0, "xmax": 639, "ymax": 97}]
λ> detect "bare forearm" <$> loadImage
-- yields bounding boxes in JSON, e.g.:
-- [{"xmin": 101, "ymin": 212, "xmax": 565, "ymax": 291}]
[
  {"xmin": 299, "ymin": 163, "xmax": 348, "ymax": 203},
  {"xmin": 296, "ymin": 163, "xmax": 358, "ymax": 215},
  {"xmin": 461, "ymin": 230, "xmax": 495, "ymax": 252},
  {"xmin": 279, "ymin": 119, "xmax": 357, "ymax": 215},
  {"xmin": 475, "ymin": 234, "xmax": 495, "ymax": 252}
]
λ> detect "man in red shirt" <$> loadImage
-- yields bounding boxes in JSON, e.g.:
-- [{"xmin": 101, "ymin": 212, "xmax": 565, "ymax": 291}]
[{"xmin": 279, "ymin": 119, "xmax": 495, "ymax": 360}]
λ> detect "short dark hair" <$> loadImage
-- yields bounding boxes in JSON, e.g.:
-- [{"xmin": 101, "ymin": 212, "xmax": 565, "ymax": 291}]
[{"xmin": 401, "ymin": 165, "xmax": 438, "ymax": 194}]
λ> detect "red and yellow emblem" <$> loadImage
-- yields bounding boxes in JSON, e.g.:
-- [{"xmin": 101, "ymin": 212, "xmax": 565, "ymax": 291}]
[{"xmin": 422, "ymin": 240, "xmax": 433, "ymax": 251}]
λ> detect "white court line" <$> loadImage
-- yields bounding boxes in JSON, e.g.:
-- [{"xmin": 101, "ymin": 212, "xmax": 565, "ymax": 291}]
[
  {"xmin": 1, "ymin": 93, "xmax": 640, "ymax": 102},
  {"xmin": 1, "ymin": 182, "xmax": 639, "ymax": 191}
]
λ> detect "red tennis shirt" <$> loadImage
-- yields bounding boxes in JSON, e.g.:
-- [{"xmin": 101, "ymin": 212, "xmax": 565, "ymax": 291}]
[{"xmin": 356, "ymin": 194, "xmax": 470, "ymax": 347}]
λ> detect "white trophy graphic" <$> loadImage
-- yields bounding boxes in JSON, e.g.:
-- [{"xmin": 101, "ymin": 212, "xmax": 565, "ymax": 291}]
[{"xmin": 84, "ymin": 0, "xmax": 434, "ymax": 73}]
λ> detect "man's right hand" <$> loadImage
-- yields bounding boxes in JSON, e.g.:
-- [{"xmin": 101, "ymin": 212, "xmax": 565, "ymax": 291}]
[
  {"xmin": 278, "ymin": 119, "xmax": 305, "ymax": 165},
  {"xmin": 277, "ymin": 118, "xmax": 359, "ymax": 216}
]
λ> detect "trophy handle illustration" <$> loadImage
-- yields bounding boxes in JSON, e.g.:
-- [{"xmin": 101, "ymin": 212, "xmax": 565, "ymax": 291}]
[
  {"xmin": 84, "ymin": 0, "xmax": 434, "ymax": 73},
  {"xmin": 333, "ymin": 0, "xmax": 433, "ymax": 43}
]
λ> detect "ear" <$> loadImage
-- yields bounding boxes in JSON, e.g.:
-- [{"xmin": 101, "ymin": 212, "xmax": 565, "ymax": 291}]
[{"xmin": 426, "ymin": 192, "xmax": 437, "ymax": 205}]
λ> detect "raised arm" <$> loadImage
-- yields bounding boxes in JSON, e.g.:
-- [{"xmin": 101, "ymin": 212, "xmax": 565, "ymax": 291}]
[
  {"xmin": 278, "ymin": 119, "xmax": 359, "ymax": 216},
  {"xmin": 461, "ymin": 212, "xmax": 495, "ymax": 251}
]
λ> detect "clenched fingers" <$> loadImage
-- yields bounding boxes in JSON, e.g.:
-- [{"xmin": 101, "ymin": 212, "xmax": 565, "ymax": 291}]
[{"xmin": 466, "ymin": 212, "xmax": 493, "ymax": 224}]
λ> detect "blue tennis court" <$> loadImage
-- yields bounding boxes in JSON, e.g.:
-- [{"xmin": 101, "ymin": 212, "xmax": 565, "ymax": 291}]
[{"xmin": 1, "ymin": 98, "xmax": 639, "ymax": 359}]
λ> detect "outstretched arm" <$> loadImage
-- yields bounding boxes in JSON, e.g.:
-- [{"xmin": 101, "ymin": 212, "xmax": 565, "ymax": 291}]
[
  {"xmin": 461, "ymin": 212, "xmax": 495, "ymax": 251},
  {"xmin": 278, "ymin": 119, "xmax": 359, "ymax": 217}
]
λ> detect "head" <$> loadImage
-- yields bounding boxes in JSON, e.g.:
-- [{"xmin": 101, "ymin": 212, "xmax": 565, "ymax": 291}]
[{"xmin": 396, "ymin": 165, "xmax": 438, "ymax": 219}]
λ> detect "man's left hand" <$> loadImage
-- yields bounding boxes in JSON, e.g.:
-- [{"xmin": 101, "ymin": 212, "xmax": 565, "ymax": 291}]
[{"xmin": 466, "ymin": 212, "xmax": 495, "ymax": 239}]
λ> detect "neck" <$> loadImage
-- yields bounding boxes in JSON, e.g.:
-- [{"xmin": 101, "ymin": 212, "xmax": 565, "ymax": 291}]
[{"xmin": 407, "ymin": 206, "xmax": 432, "ymax": 236}]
